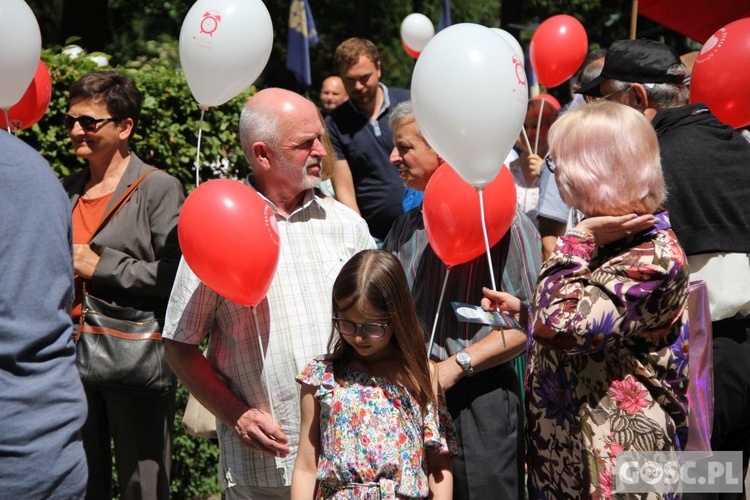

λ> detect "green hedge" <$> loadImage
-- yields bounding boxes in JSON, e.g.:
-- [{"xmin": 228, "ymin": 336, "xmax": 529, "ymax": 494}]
[
  {"xmin": 18, "ymin": 37, "xmax": 254, "ymax": 190},
  {"xmin": 16, "ymin": 39, "xmax": 258, "ymax": 498}
]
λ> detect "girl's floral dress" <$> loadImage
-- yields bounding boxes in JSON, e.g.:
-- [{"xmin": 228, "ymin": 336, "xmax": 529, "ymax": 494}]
[
  {"xmin": 297, "ymin": 359, "xmax": 460, "ymax": 499},
  {"xmin": 527, "ymin": 212, "xmax": 690, "ymax": 499}
]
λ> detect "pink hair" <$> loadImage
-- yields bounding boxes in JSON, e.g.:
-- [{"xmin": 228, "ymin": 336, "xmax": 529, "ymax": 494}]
[{"xmin": 547, "ymin": 101, "xmax": 665, "ymax": 216}]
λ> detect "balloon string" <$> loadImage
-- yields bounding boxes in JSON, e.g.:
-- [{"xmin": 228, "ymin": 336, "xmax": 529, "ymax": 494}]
[
  {"xmin": 2, "ymin": 107, "xmax": 10, "ymax": 134},
  {"xmin": 521, "ymin": 127, "xmax": 532, "ymax": 155},
  {"xmin": 251, "ymin": 306, "xmax": 277, "ymax": 424},
  {"xmin": 195, "ymin": 106, "xmax": 207, "ymax": 187},
  {"xmin": 534, "ymin": 98, "xmax": 546, "ymax": 155},
  {"xmin": 428, "ymin": 267, "xmax": 451, "ymax": 359},
  {"xmin": 478, "ymin": 187, "xmax": 504, "ymax": 347},
  {"xmin": 478, "ymin": 188, "xmax": 497, "ymax": 291}
]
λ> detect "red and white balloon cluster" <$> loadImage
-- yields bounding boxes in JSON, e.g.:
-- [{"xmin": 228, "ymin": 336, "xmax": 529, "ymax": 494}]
[
  {"xmin": 177, "ymin": 0, "xmax": 279, "ymax": 305},
  {"xmin": 411, "ymin": 23, "xmax": 528, "ymax": 269},
  {"xmin": 0, "ymin": 0, "xmax": 49, "ymax": 132}
]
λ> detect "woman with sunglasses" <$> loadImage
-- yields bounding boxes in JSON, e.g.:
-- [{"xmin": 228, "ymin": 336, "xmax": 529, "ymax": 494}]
[
  {"xmin": 484, "ymin": 102, "xmax": 690, "ymax": 498},
  {"xmin": 61, "ymin": 72, "xmax": 184, "ymax": 500},
  {"xmin": 292, "ymin": 250, "xmax": 459, "ymax": 499}
]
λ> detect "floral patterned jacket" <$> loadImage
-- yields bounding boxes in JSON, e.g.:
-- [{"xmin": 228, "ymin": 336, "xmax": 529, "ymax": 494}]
[{"xmin": 526, "ymin": 211, "xmax": 690, "ymax": 499}]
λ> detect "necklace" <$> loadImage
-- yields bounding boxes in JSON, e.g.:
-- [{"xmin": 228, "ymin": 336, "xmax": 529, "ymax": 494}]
[
  {"xmin": 84, "ymin": 155, "xmax": 130, "ymax": 199},
  {"xmin": 83, "ymin": 181, "xmax": 117, "ymax": 199}
]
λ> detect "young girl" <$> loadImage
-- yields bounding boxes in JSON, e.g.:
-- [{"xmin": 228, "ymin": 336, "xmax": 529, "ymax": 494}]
[{"xmin": 291, "ymin": 250, "xmax": 459, "ymax": 499}]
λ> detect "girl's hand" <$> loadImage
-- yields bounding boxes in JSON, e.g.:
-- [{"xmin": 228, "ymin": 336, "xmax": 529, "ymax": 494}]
[
  {"xmin": 527, "ymin": 154, "xmax": 544, "ymax": 178},
  {"xmin": 481, "ymin": 287, "xmax": 521, "ymax": 315},
  {"xmin": 576, "ymin": 213, "xmax": 656, "ymax": 246}
]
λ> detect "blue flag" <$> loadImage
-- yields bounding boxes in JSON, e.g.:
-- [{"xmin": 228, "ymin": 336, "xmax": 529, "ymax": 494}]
[
  {"xmin": 438, "ymin": 0, "xmax": 451, "ymax": 32},
  {"xmin": 286, "ymin": 0, "xmax": 319, "ymax": 88}
]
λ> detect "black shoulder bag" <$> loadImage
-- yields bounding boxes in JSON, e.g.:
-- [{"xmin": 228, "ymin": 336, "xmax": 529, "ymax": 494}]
[{"xmin": 75, "ymin": 169, "xmax": 173, "ymax": 393}]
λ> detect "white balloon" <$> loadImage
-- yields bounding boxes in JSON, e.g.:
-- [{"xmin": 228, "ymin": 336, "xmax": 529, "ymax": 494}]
[
  {"xmin": 179, "ymin": 0, "xmax": 273, "ymax": 108},
  {"xmin": 412, "ymin": 24, "xmax": 528, "ymax": 187},
  {"xmin": 491, "ymin": 28, "xmax": 524, "ymax": 64},
  {"xmin": 0, "ymin": 0, "xmax": 41, "ymax": 108},
  {"xmin": 401, "ymin": 13, "xmax": 435, "ymax": 54}
]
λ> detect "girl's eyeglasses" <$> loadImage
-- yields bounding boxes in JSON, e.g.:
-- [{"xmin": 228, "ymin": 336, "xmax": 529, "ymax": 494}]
[
  {"xmin": 62, "ymin": 113, "xmax": 116, "ymax": 132},
  {"xmin": 332, "ymin": 317, "xmax": 390, "ymax": 339}
]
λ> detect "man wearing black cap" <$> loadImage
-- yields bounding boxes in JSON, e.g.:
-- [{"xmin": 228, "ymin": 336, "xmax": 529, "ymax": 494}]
[{"xmin": 579, "ymin": 39, "xmax": 750, "ymax": 499}]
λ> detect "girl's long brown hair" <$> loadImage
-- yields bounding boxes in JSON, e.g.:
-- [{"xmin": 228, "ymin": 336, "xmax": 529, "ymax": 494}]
[{"xmin": 325, "ymin": 250, "xmax": 435, "ymax": 410}]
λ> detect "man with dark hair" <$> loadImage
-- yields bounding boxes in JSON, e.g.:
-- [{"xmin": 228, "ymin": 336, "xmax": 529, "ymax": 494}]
[
  {"xmin": 326, "ymin": 37, "xmax": 412, "ymax": 244},
  {"xmin": 579, "ymin": 38, "xmax": 750, "ymax": 499}
]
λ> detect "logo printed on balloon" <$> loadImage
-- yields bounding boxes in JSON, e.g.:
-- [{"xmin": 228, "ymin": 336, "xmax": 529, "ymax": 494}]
[
  {"xmin": 690, "ymin": 18, "xmax": 750, "ymax": 128},
  {"xmin": 696, "ymin": 29, "xmax": 726, "ymax": 64},
  {"xmin": 200, "ymin": 11, "xmax": 222, "ymax": 36},
  {"xmin": 264, "ymin": 204, "xmax": 280, "ymax": 246},
  {"xmin": 513, "ymin": 56, "xmax": 526, "ymax": 86}
]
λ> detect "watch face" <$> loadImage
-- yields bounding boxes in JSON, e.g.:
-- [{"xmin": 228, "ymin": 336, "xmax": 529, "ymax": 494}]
[{"xmin": 457, "ymin": 352, "xmax": 470, "ymax": 364}]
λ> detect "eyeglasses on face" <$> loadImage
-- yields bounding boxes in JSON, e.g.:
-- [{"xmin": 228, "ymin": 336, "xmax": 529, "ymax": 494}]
[
  {"xmin": 332, "ymin": 317, "xmax": 390, "ymax": 339},
  {"xmin": 544, "ymin": 154, "xmax": 557, "ymax": 174},
  {"xmin": 62, "ymin": 113, "xmax": 116, "ymax": 132}
]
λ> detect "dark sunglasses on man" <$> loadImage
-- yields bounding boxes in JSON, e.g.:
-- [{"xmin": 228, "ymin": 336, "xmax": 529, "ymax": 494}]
[{"xmin": 62, "ymin": 113, "xmax": 116, "ymax": 132}]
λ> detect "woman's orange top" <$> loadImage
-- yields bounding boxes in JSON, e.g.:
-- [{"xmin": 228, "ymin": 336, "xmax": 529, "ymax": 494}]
[{"xmin": 71, "ymin": 193, "xmax": 113, "ymax": 322}]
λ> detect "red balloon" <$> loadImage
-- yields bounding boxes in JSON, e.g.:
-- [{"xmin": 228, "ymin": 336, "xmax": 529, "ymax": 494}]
[
  {"xmin": 529, "ymin": 15, "xmax": 588, "ymax": 88},
  {"xmin": 423, "ymin": 163, "xmax": 517, "ymax": 267},
  {"xmin": 402, "ymin": 39, "xmax": 421, "ymax": 59},
  {"xmin": 178, "ymin": 179, "xmax": 280, "ymax": 306},
  {"xmin": 690, "ymin": 18, "xmax": 750, "ymax": 128},
  {"xmin": 533, "ymin": 92, "xmax": 561, "ymax": 111},
  {"xmin": 0, "ymin": 60, "xmax": 51, "ymax": 131}
]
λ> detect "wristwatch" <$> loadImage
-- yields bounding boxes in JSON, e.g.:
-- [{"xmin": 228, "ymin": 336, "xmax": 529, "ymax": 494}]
[{"xmin": 455, "ymin": 350, "xmax": 474, "ymax": 377}]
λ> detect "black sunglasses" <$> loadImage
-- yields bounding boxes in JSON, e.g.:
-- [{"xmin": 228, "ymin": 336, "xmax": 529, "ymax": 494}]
[
  {"xmin": 332, "ymin": 317, "xmax": 390, "ymax": 339},
  {"xmin": 62, "ymin": 113, "xmax": 116, "ymax": 132}
]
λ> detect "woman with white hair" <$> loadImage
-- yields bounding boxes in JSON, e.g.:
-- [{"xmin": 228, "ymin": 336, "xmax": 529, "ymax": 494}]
[{"xmin": 483, "ymin": 101, "xmax": 690, "ymax": 498}]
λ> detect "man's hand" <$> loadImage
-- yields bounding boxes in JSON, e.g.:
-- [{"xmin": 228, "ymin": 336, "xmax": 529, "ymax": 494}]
[
  {"xmin": 481, "ymin": 287, "xmax": 521, "ymax": 315},
  {"xmin": 73, "ymin": 243, "xmax": 100, "ymax": 280},
  {"xmin": 234, "ymin": 407, "xmax": 290, "ymax": 457},
  {"xmin": 436, "ymin": 357, "xmax": 465, "ymax": 392}
]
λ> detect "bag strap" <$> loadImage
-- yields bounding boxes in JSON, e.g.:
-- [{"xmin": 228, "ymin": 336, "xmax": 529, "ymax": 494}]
[{"xmin": 89, "ymin": 168, "xmax": 157, "ymax": 242}]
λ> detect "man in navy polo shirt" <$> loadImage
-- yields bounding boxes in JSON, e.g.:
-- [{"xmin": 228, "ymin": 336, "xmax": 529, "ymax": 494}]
[{"xmin": 326, "ymin": 37, "xmax": 412, "ymax": 244}]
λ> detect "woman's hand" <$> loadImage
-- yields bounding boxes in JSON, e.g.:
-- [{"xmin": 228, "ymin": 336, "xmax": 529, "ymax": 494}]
[
  {"xmin": 576, "ymin": 214, "xmax": 656, "ymax": 246},
  {"xmin": 481, "ymin": 287, "xmax": 521, "ymax": 315},
  {"xmin": 73, "ymin": 243, "xmax": 101, "ymax": 280}
]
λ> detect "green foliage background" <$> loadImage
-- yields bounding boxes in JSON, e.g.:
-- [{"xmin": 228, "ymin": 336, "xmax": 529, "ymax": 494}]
[{"xmin": 20, "ymin": 40, "xmax": 253, "ymax": 191}]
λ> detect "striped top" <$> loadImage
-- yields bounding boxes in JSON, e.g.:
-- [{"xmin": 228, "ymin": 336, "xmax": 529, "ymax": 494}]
[
  {"xmin": 163, "ymin": 188, "xmax": 375, "ymax": 489},
  {"xmin": 383, "ymin": 206, "xmax": 541, "ymax": 360}
]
